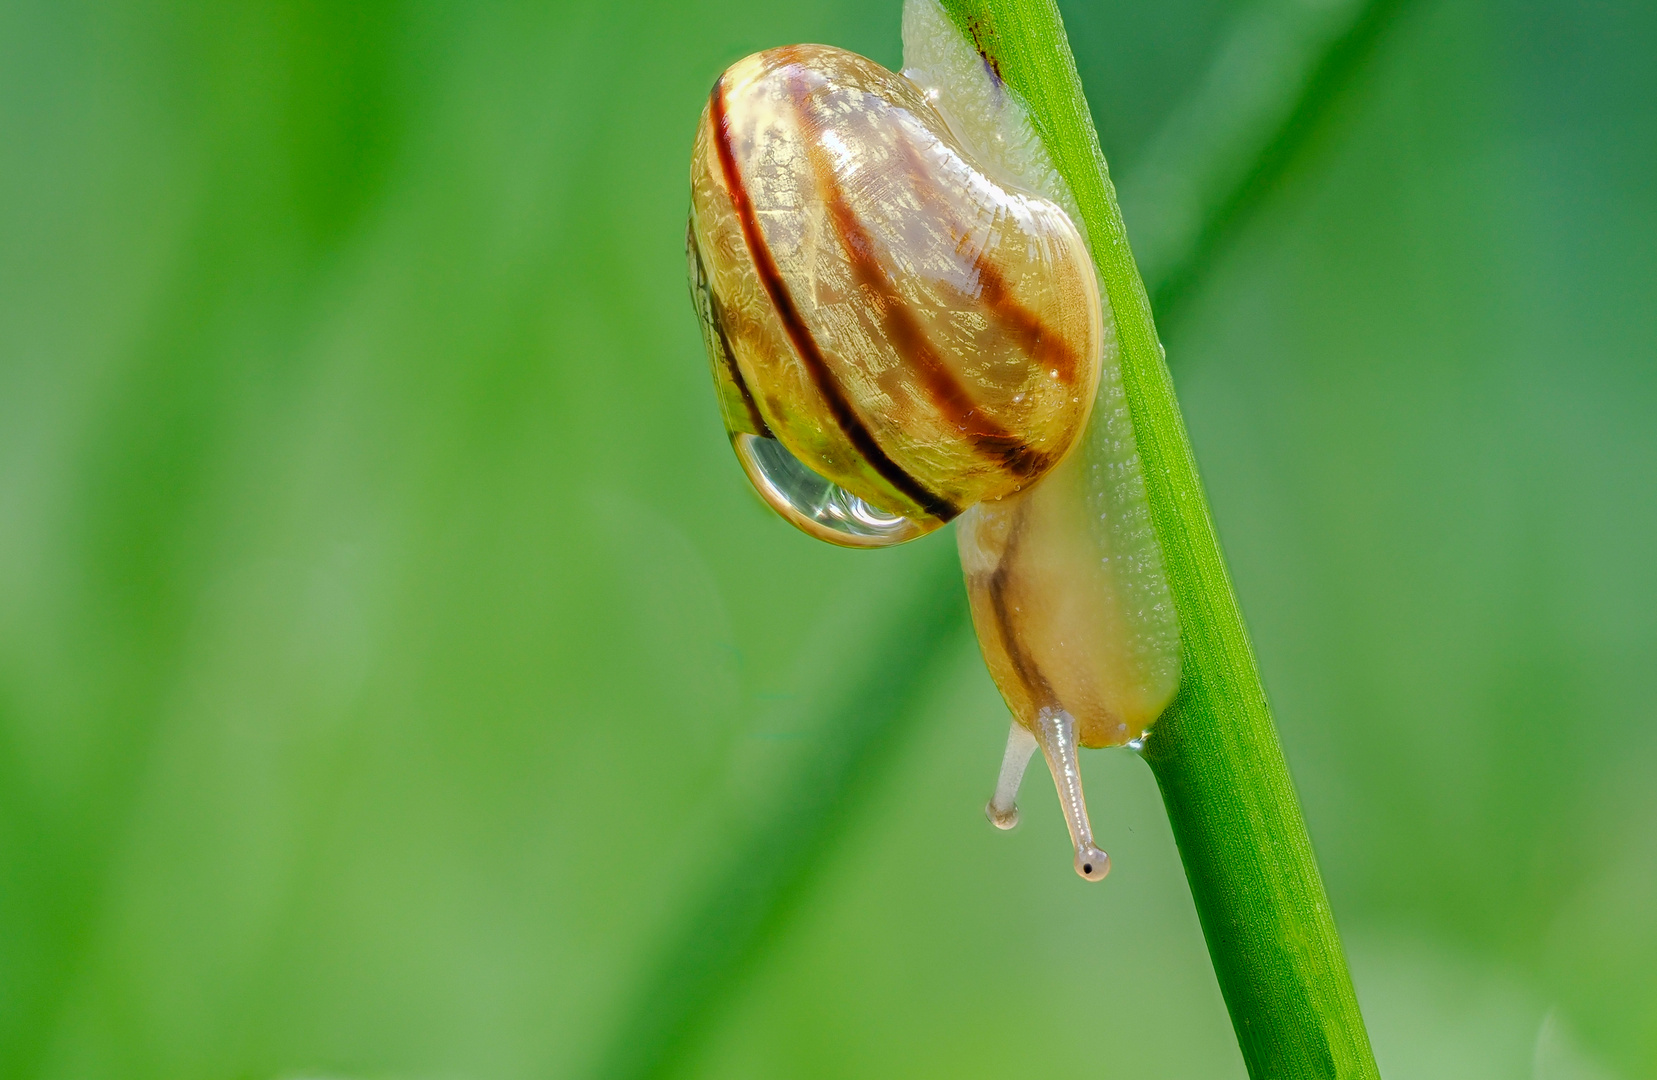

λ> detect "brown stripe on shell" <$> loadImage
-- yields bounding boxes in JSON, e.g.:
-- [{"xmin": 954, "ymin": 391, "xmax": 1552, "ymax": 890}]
[
  {"xmin": 896, "ymin": 138, "xmax": 1083, "ymax": 388},
  {"xmin": 970, "ymin": 252, "xmax": 1081, "ymax": 386},
  {"xmin": 787, "ymin": 74, "xmax": 1052, "ymax": 483},
  {"xmin": 708, "ymin": 77, "xmax": 958, "ymax": 523},
  {"xmin": 688, "ymin": 219, "xmax": 771, "ymax": 437}
]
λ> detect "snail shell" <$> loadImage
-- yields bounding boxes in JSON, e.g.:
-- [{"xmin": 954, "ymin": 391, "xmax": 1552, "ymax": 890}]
[{"xmin": 688, "ymin": 44, "xmax": 1103, "ymax": 545}]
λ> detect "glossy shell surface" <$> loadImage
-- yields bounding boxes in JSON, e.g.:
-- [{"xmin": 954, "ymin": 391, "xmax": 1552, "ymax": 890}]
[{"xmin": 688, "ymin": 45, "xmax": 1103, "ymax": 536}]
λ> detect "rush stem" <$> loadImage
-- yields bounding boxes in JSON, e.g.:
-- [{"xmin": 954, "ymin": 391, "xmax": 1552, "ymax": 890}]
[{"xmin": 933, "ymin": 1, "xmax": 1382, "ymax": 1075}]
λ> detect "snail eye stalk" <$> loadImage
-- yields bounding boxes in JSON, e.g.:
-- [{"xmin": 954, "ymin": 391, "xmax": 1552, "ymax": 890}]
[{"xmin": 1033, "ymin": 708, "xmax": 1110, "ymax": 882}]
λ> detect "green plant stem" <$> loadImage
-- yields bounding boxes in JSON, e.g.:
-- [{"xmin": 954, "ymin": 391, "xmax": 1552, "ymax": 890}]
[{"xmin": 935, "ymin": 1, "xmax": 1380, "ymax": 1076}]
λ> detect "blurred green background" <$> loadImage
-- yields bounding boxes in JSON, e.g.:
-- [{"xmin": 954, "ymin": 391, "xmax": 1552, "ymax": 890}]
[{"xmin": 2, "ymin": 0, "xmax": 1654, "ymax": 1077}]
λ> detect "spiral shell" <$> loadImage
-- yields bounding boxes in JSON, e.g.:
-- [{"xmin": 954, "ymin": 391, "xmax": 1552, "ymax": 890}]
[{"xmin": 688, "ymin": 44, "xmax": 1103, "ymax": 545}]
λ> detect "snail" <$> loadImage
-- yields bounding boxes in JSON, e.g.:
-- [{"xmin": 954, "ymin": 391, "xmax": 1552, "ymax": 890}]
[{"xmin": 688, "ymin": 0, "xmax": 1181, "ymax": 880}]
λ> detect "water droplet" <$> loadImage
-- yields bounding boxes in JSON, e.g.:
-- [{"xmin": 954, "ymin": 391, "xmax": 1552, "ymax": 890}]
[{"xmin": 732, "ymin": 433, "xmax": 929, "ymax": 548}]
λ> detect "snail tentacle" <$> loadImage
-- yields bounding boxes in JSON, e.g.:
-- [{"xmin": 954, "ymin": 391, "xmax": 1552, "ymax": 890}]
[
  {"xmin": 1033, "ymin": 708, "xmax": 1110, "ymax": 881},
  {"xmin": 986, "ymin": 720, "xmax": 1038, "ymax": 831}
]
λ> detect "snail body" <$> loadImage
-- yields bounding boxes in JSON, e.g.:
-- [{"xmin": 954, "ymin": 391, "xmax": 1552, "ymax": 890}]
[{"xmin": 688, "ymin": 0, "xmax": 1181, "ymax": 880}]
